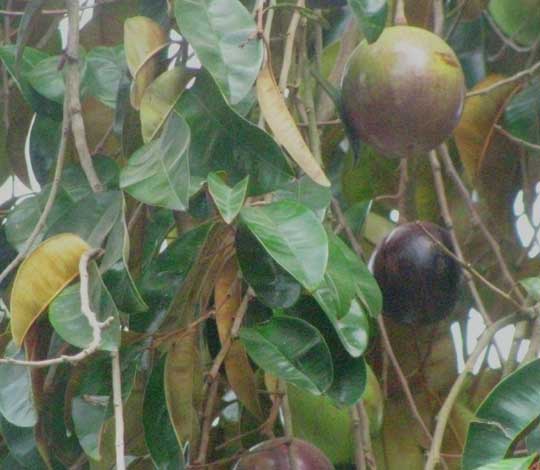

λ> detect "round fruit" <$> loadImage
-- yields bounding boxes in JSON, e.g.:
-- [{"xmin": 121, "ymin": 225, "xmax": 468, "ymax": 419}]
[
  {"xmin": 341, "ymin": 26, "xmax": 465, "ymax": 158},
  {"xmin": 371, "ymin": 221, "xmax": 461, "ymax": 324},
  {"xmin": 233, "ymin": 438, "xmax": 334, "ymax": 470},
  {"xmin": 489, "ymin": 0, "xmax": 540, "ymax": 46}
]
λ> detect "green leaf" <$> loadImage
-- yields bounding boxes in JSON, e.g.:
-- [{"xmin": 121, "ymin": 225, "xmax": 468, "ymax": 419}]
[
  {"xmin": 120, "ymin": 111, "xmax": 191, "ymax": 210},
  {"xmin": 236, "ymin": 226, "xmax": 302, "ymax": 309},
  {"xmin": 240, "ymin": 200, "xmax": 328, "ymax": 291},
  {"xmin": 28, "ymin": 114, "xmax": 61, "ymax": 186},
  {"xmin": 240, "ymin": 315, "xmax": 333, "ymax": 394},
  {"xmin": 49, "ymin": 262, "xmax": 121, "ymax": 352},
  {"xmin": 347, "ymin": 0, "xmax": 388, "ymax": 43},
  {"xmin": 15, "ymin": 0, "xmax": 47, "ymax": 76},
  {"xmin": 0, "ymin": 342, "xmax": 37, "ymax": 428},
  {"xmin": 143, "ymin": 357, "xmax": 186, "ymax": 470},
  {"xmin": 273, "ymin": 176, "xmax": 332, "ymax": 216},
  {"xmin": 475, "ymin": 455, "xmax": 537, "ymax": 470},
  {"xmin": 177, "ymin": 71, "xmax": 293, "ymax": 196},
  {"xmin": 503, "ymin": 78, "xmax": 540, "ymax": 150},
  {"xmin": 462, "ymin": 358, "xmax": 540, "ymax": 470},
  {"xmin": 207, "ymin": 173, "xmax": 249, "ymax": 224},
  {"xmin": 174, "ymin": 0, "xmax": 263, "ymax": 104},
  {"xmin": 85, "ymin": 45, "xmax": 126, "ymax": 108},
  {"xmin": 520, "ymin": 277, "xmax": 540, "ymax": 302},
  {"xmin": 0, "ymin": 417, "xmax": 47, "ymax": 469}
]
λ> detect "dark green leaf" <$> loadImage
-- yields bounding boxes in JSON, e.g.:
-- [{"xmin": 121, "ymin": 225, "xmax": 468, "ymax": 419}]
[
  {"xmin": 120, "ymin": 111, "xmax": 191, "ymax": 210},
  {"xmin": 503, "ymin": 78, "xmax": 540, "ymax": 150},
  {"xmin": 15, "ymin": 0, "xmax": 47, "ymax": 76},
  {"xmin": 174, "ymin": 0, "xmax": 263, "ymax": 104},
  {"xmin": 85, "ymin": 45, "xmax": 126, "ymax": 108},
  {"xmin": 143, "ymin": 357, "xmax": 186, "ymax": 470},
  {"xmin": 240, "ymin": 315, "xmax": 333, "ymax": 394},
  {"xmin": 462, "ymin": 358, "xmax": 540, "ymax": 470},
  {"xmin": 28, "ymin": 114, "xmax": 61, "ymax": 186},
  {"xmin": 49, "ymin": 262, "xmax": 121, "ymax": 352},
  {"xmin": 236, "ymin": 226, "xmax": 302, "ymax": 309},
  {"xmin": 207, "ymin": 173, "xmax": 249, "ymax": 224},
  {"xmin": 0, "ymin": 342, "xmax": 37, "ymax": 428},
  {"xmin": 347, "ymin": 0, "xmax": 388, "ymax": 43},
  {"xmin": 177, "ymin": 71, "xmax": 293, "ymax": 196},
  {"xmin": 240, "ymin": 200, "xmax": 328, "ymax": 291},
  {"xmin": 0, "ymin": 417, "xmax": 47, "ymax": 469}
]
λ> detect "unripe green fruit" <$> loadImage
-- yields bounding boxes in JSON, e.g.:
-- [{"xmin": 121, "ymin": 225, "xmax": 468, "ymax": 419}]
[{"xmin": 341, "ymin": 26, "xmax": 465, "ymax": 158}]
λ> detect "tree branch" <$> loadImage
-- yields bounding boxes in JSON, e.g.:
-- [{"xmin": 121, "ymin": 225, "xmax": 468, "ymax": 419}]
[
  {"xmin": 65, "ymin": 0, "xmax": 103, "ymax": 193},
  {"xmin": 111, "ymin": 351, "xmax": 126, "ymax": 470}
]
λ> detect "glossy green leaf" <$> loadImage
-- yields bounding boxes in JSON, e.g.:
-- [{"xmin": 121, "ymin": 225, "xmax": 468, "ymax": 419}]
[
  {"xmin": 520, "ymin": 277, "xmax": 540, "ymax": 302},
  {"xmin": 287, "ymin": 296, "xmax": 367, "ymax": 405},
  {"xmin": 28, "ymin": 114, "xmax": 61, "ymax": 186},
  {"xmin": 85, "ymin": 45, "xmax": 126, "ymax": 108},
  {"xmin": 14, "ymin": 0, "xmax": 47, "ymax": 76},
  {"xmin": 348, "ymin": 0, "xmax": 388, "ymax": 43},
  {"xmin": 143, "ymin": 357, "xmax": 186, "ymax": 470},
  {"xmin": 475, "ymin": 455, "xmax": 537, "ymax": 470},
  {"xmin": 72, "ymin": 358, "xmax": 112, "ymax": 460},
  {"xmin": 207, "ymin": 173, "xmax": 249, "ymax": 224},
  {"xmin": 236, "ymin": 226, "xmax": 302, "ymax": 309},
  {"xmin": 463, "ymin": 358, "xmax": 540, "ymax": 470},
  {"xmin": 240, "ymin": 315, "xmax": 333, "ymax": 394},
  {"xmin": 489, "ymin": 0, "xmax": 540, "ymax": 46},
  {"xmin": 240, "ymin": 200, "xmax": 328, "ymax": 291},
  {"xmin": 503, "ymin": 78, "xmax": 540, "ymax": 149},
  {"xmin": 174, "ymin": 0, "xmax": 263, "ymax": 104},
  {"xmin": 177, "ymin": 71, "xmax": 293, "ymax": 196},
  {"xmin": 273, "ymin": 176, "xmax": 332, "ymax": 216},
  {"xmin": 120, "ymin": 110, "xmax": 191, "ymax": 210},
  {"xmin": 0, "ymin": 342, "xmax": 37, "ymax": 428},
  {"xmin": 139, "ymin": 222, "xmax": 214, "ymax": 308},
  {"xmin": 287, "ymin": 384, "xmax": 354, "ymax": 465},
  {"xmin": 49, "ymin": 262, "xmax": 121, "ymax": 352},
  {"xmin": 0, "ymin": 417, "xmax": 47, "ymax": 469}
]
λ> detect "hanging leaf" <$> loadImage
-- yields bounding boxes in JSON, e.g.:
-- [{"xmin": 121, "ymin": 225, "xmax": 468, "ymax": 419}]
[
  {"xmin": 124, "ymin": 16, "xmax": 168, "ymax": 109},
  {"xmin": 240, "ymin": 200, "xmax": 328, "ymax": 291},
  {"xmin": 503, "ymin": 78, "xmax": 540, "ymax": 150},
  {"xmin": 140, "ymin": 66, "xmax": 195, "ymax": 142},
  {"xmin": 14, "ymin": 0, "xmax": 48, "ymax": 75},
  {"xmin": 236, "ymin": 226, "xmax": 302, "ymax": 309},
  {"xmin": 143, "ymin": 356, "xmax": 186, "ymax": 470},
  {"xmin": 240, "ymin": 315, "xmax": 333, "ymax": 394},
  {"xmin": 0, "ymin": 417, "xmax": 46, "ymax": 469},
  {"xmin": 10, "ymin": 233, "xmax": 90, "ymax": 346},
  {"xmin": 462, "ymin": 358, "xmax": 540, "ymax": 470},
  {"xmin": 49, "ymin": 262, "xmax": 121, "ymax": 352},
  {"xmin": 214, "ymin": 259, "xmax": 263, "ymax": 419},
  {"xmin": 348, "ymin": 0, "xmax": 388, "ymax": 43},
  {"xmin": 256, "ymin": 63, "xmax": 330, "ymax": 187},
  {"xmin": 0, "ymin": 342, "xmax": 37, "ymax": 428},
  {"xmin": 475, "ymin": 455, "xmax": 537, "ymax": 470},
  {"xmin": 120, "ymin": 110, "xmax": 191, "ymax": 211},
  {"xmin": 177, "ymin": 70, "xmax": 294, "ymax": 196},
  {"xmin": 164, "ymin": 330, "xmax": 202, "ymax": 448},
  {"xmin": 207, "ymin": 173, "xmax": 249, "ymax": 224},
  {"xmin": 174, "ymin": 0, "xmax": 263, "ymax": 104}
]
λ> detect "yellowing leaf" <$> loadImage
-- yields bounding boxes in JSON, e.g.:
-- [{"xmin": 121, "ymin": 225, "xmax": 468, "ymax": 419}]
[
  {"xmin": 124, "ymin": 16, "xmax": 168, "ymax": 109},
  {"xmin": 215, "ymin": 259, "xmax": 262, "ymax": 419},
  {"xmin": 140, "ymin": 67, "xmax": 195, "ymax": 143},
  {"xmin": 10, "ymin": 233, "xmax": 90, "ymax": 346},
  {"xmin": 455, "ymin": 74, "xmax": 518, "ymax": 181},
  {"xmin": 256, "ymin": 63, "xmax": 330, "ymax": 187}
]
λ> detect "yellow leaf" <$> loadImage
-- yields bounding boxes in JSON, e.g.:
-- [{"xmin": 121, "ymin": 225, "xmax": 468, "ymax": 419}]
[
  {"xmin": 124, "ymin": 16, "xmax": 168, "ymax": 110},
  {"xmin": 215, "ymin": 259, "xmax": 263, "ymax": 419},
  {"xmin": 10, "ymin": 233, "xmax": 91, "ymax": 346},
  {"xmin": 140, "ymin": 67, "xmax": 195, "ymax": 143},
  {"xmin": 256, "ymin": 63, "xmax": 331, "ymax": 187}
]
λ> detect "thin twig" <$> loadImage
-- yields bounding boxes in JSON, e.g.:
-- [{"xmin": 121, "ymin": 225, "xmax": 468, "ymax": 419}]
[
  {"xmin": 424, "ymin": 313, "xmax": 523, "ymax": 470},
  {"xmin": 0, "ymin": 249, "xmax": 115, "ymax": 367},
  {"xmin": 195, "ymin": 378, "xmax": 220, "ymax": 465},
  {"xmin": 494, "ymin": 124, "xmax": 540, "ymax": 151},
  {"xmin": 466, "ymin": 60, "xmax": 540, "ymax": 97},
  {"xmin": 0, "ymin": 0, "xmax": 119, "ymax": 16},
  {"xmin": 331, "ymin": 198, "xmax": 365, "ymax": 258},
  {"xmin": 351, "ymin": 405, "xmax": 367, "ymax": 470},
  {"xmin": 111, "ymin": 351, "xmax": 126, "ymax": 470},
  {"xmin": 377, "ymin": 316, "xmax": 433, "ymax": 443},
  {"xmin": 0, "ymin": 97, "xmax": 70, "ymax": 287},
  {"xmin": 65, "ymin": 0, "xmax": 103, "ymax": 193},
  {"xmin": 483, "ymin": 11, "xmax": 535, "ymax": 53}
]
